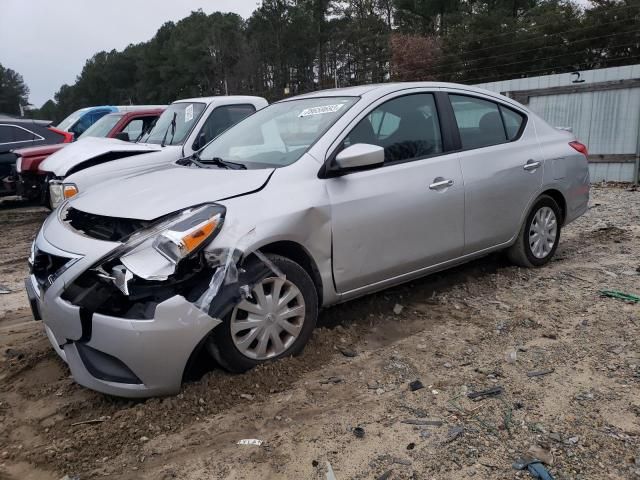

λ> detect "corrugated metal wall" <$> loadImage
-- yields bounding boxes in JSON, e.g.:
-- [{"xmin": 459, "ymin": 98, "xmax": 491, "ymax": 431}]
[{"xmin": 476, "ymin": 65, "xmax": 640, "ymax": 182}]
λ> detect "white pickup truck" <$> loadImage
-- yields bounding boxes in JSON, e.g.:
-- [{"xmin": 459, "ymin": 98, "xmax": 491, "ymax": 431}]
[{"xmin": 48, "ymin": 95, "xmax": 268, "ymax": 208}]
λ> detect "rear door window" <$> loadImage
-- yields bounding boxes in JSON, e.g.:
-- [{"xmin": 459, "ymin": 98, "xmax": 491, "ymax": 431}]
[
  {"xmin": 69, "ymin": 113, "xmax": 94, "ymax": 138},
  {"xmin": 343, "ymin": 93, "xmax": 443, "ymax": 164},
  {"xmin": 0, "ymin": 125, "xmax": 14, "ymax": 144},
  {"xmin": 12, "ymin": 126, "xmax": 36, "ymax": 142},
  {"xmin": 0, "ymin": 125, "xmax": 38, "ymax": 145},
  {"xmin": 121, "ymin": 119, "xmax": 145, "ymax": 141},
  {"xmin": 449, "ymin": 95, "xmax": 507, "ymax": 149}
]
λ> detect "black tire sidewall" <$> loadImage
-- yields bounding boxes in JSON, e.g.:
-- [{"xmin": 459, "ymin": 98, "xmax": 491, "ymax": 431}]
[
  {"xmin": 209, "ymin": 254, "xmax": 318, "ymax": 373},
  {"xmin": 523, "ymin": 196, "xmax": 561, "ymax": 267}
]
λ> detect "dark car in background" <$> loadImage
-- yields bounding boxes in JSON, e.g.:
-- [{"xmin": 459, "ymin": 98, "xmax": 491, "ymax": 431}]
[
  {"xmin": 15, "ymin": 108, "xmax": 164, "ymax": 203},
  {"xmin": 0, "ymin": 116, "xmax": 72, "ymax": 197}
]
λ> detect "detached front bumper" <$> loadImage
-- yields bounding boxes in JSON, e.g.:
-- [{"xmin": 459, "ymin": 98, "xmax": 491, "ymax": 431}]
[{"xmin": 29, "ymin": 216, "xmax": 221, "ymax": 398}]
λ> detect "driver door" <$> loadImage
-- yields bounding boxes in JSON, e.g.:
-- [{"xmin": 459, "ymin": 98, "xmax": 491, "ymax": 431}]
[{"xmin": 326, "ymin": 92, "xmax": 465, "ymax": 293}]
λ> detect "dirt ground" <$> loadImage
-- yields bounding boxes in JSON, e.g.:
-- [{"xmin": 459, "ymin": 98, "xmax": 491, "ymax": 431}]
[{"xmin": 0, "ymin": 185, "xmax": 639, "ymax": 480}]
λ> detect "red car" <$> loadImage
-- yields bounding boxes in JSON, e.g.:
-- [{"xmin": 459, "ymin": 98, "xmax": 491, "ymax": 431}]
[{"xmin": 15, "ymin": 108, "xmax": 164, "ymax": 203}]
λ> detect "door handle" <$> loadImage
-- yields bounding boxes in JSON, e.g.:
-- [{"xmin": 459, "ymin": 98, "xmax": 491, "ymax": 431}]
[
  {"xmin": 429, "ymin": 178, "xmax": 454, "ymax": 190},
  {"xmin": 523, "ymin": 160, "xmax": 542, "ymax": 171}
]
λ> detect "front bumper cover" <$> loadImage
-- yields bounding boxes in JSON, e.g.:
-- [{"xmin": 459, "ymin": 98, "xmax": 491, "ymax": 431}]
[{"xmin": 30, "ymin": 215, "xmax": 223, "ymax": 398}]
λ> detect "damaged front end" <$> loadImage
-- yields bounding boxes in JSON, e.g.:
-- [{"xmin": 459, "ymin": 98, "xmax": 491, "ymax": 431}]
[
  {"xmin": 61, "ymin": 203, "xmax": 242, "ymax": 320},
  {"xmin": 35, "ymin": 202, "xmax": 284, "ymax": 397}
]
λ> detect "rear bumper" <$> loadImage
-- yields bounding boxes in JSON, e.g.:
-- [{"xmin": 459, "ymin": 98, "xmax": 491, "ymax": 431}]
[{"xmin": 564, "ymin": 170, "xmax": 590, "ymax": 226}]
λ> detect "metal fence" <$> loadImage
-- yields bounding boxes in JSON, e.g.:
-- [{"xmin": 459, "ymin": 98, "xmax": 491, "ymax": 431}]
[{"xmin": 476, "ymin": 64, "xmax": 640, "ymax": 184}]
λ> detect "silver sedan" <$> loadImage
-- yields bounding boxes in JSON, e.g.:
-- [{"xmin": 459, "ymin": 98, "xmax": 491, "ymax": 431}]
[{"xmin": 28, "ymin": 83, "xmax": 590, "ymax": 397}]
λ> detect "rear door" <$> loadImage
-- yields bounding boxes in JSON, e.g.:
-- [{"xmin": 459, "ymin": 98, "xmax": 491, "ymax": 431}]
[
  {"xmin": 444, "ymin": 91, "xmax": 542, "ymax": 253},
  {"xmin": 326, "ymin": 91, "xmax": 465, "ymax": 293}
]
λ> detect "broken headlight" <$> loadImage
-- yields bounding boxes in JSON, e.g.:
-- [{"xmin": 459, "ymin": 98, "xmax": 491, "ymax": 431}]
[
  {"xmin": 153, "ymin": 207, "xmax": 224, "ymax": 264},
  {"xmin": 99, "ymin": 204, "xmax": 225, "ymax": 284}
]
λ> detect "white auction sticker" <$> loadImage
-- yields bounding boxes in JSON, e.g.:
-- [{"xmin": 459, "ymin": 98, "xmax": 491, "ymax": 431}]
[
  {"xmin": 185, "ymin": 104, "xmax": 194, "ymax": 122},
  {"xmin": 299, "ymin": 104, "xmax": 344, "ymax": 117}
]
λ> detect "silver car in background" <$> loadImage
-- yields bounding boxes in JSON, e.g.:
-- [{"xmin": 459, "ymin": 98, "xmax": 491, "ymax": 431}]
[{"xmin": 27, "ymin": 82, "xmax": 589, "ymax": 397}]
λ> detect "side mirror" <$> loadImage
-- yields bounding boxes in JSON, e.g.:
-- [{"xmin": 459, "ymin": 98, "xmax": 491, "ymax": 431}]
[
  {"xmin": 114, "ymin": 132, "xmax": 130, "ymax": 142},
  {"xmin": 334, "ymin": 143, "xmax": 384, "ymax": 170}
]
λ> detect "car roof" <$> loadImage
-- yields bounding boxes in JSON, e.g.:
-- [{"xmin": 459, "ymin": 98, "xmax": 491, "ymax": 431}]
[
  {"xmin": 279, "ymin": 82, "xmax": 521, "ymax": 108},
  {"xmin": 0, "ymin": 117, "xmax": 52, "ymax": 126},
  {"xmin": 106, "ymin": 108, "xmax": 165, "ymax": 117},
  {"xmin": 173, "ymin": 96, "xmax": 266, "ymax": 105}
]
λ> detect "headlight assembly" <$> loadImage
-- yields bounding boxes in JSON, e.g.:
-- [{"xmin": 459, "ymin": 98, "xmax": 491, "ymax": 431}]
[
  {"xmin": 153, "ymin": 207, "xmax": 223, "ymax": 264},
  {"xmin": 102, "ymin": 204, "xmax": 225, "ymax": 282},
  {"xmin": 49, "ymin": 181, "xmax": 78, "ymax": 209}
]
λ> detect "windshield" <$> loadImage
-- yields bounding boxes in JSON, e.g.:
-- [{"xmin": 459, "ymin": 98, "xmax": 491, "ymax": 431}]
[
  {"xmin": 56, "ymin": 109, "xmax": 87, "ymax": 131},
  {"xmin": 199, "ymin": 97, "xmax": 357, "ymax": 168},
  {"xmin": 144, "ymin": 102, "xmax": 205, "ymax": 145},
  {"xmin": 80, "ymin": 113, "xmax": 123, "ymax": 138}
]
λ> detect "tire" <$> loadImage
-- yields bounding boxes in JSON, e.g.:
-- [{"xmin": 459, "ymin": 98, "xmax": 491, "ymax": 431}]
[
  {"xmin": 507, "ymin": 195, "xmax": 561, "ymax": 268},
  {"xmin": 207, "ymin": 253, "xmax": 318, "ymax": 373}
]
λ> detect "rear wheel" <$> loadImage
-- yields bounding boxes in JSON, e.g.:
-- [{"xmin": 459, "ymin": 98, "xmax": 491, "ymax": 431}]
[
  {"xmin": 507, "ymin": 195, "xmax": 561, "ymax": 268},
  {"xmin": 207, "ymin": 254, "xmax": 318, "ymax": 373}
]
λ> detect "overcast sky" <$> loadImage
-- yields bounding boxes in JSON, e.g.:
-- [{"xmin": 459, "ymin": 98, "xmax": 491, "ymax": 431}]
[{"xmin": 0, "ymin": 0, "xmax": 259, "ymax": 108}]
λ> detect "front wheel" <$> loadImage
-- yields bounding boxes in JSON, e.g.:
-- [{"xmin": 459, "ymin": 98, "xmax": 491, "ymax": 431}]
[
  {"xmin": 206, "ymin": 253, "xmax": 318, "ymax": 373},
  {"xmin": 507, "ymin": 195, "xmax": 561, "ymax": 268}
]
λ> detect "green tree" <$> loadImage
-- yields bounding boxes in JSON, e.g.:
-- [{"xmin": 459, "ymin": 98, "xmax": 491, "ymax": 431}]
[{"xmin": 0, "ymin": 63, "xmax": 30, "ymax": 115}]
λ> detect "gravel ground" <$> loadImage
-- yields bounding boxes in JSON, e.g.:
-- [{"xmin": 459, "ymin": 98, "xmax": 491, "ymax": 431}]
[{"xmin": 0, "ymin": 185, "xmax": 639, "ymax": 480}]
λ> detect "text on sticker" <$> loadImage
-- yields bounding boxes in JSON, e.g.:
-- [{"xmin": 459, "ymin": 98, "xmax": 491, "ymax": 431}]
[{"xmin": 299, "ymin": 104, "xmax": 344, "ymax": 117}]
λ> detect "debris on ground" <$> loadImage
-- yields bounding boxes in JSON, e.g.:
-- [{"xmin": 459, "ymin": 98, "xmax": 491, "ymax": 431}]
[
  {"xmin": 445, "ymin": 426, "xmax": 464, "ymax": 443},
  {"xmin": 326, "ymin": 461, "xmax": 337, "ymax": 480},
  {"xmin": 408, "ymin": 379, "xmax": 424, "ymax": 391},
  {"xmin": 393, "ymin": 303, "xmax": 404, "ymax": 315},
  {"xmin": 599, "ymin": 290, "xmax": 640, "ymax": 303},
  {"xmin": 237, "ymin": 439, "xmax": 263, "ymax": 446},
  {"xmin": 527, "ymin": 369, "xmax": 555, "ymax": 378},
  {"xmin": 352, "ymin": 426, "xmax": 365, "ymax": 438},
  {"xmin": 400, "ymin": 419, "xmax": 443, "ymax": 426},
  {"xmin": 0, "ymin": 285, "xmax": 10, "ymax": 294},
  {"xmin": 513, "ymin": 456, "xmax": 555, "ymax": 480},
  {"xmin": 70, "ymin": 418, "xmax": 106, "ymax": 427},
  {"xmin": 320, "ymin": 376, "xmax": 343, "ymax": 384},
  {"xmin": 338, "ymin": 346, "xmax": 358, "ymax": 357},
  {"xmin": 467, "ymin": 386, "xmax": 504, "ymax": 400}
]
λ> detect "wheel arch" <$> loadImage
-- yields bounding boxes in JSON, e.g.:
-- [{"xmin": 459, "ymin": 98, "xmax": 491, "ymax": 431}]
[
  {"xmin": 540, "ymin": 188, "xmax": 567, "ymax": 225},
  {"xmin": 245, "ymin": 240, "xmax": 324, "ymax": 306}
]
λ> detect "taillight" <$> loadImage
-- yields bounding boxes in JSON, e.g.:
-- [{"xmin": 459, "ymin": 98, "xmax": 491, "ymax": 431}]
[
  {"xmin": 569, "ymin": 141, "xmax": 588, "ymax": 157},
  {"xmin": 48, "ymin": 126, "xmax": 74, "ymax": 143}
]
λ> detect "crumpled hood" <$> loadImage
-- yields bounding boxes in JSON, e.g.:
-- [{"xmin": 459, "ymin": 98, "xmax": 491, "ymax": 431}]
[
  {"xmin": 40, "ymin": 137, "xmax": 164, "ymax": 176},
  {"xmin": 68, "ymin": 165, "xmax": 274, "ymax": 220}
]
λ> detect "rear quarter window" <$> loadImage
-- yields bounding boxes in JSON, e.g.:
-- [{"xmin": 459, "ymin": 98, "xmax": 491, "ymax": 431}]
[{"xmin": 499, "ymin": 105, "xmax": 525, "ymax": 140}]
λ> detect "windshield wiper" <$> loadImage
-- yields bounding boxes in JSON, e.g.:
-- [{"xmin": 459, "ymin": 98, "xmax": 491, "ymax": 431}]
[
  {"xmin": 176, "ymin": 152, "xmax": 206, "ymax": 168},
  {"xmin": 160, "ymin": 112, "xmax": 177, "ymax": 147},
  {"xmin": 199, "ymin": 156, "xmax": 247, "ymax": 170}
]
